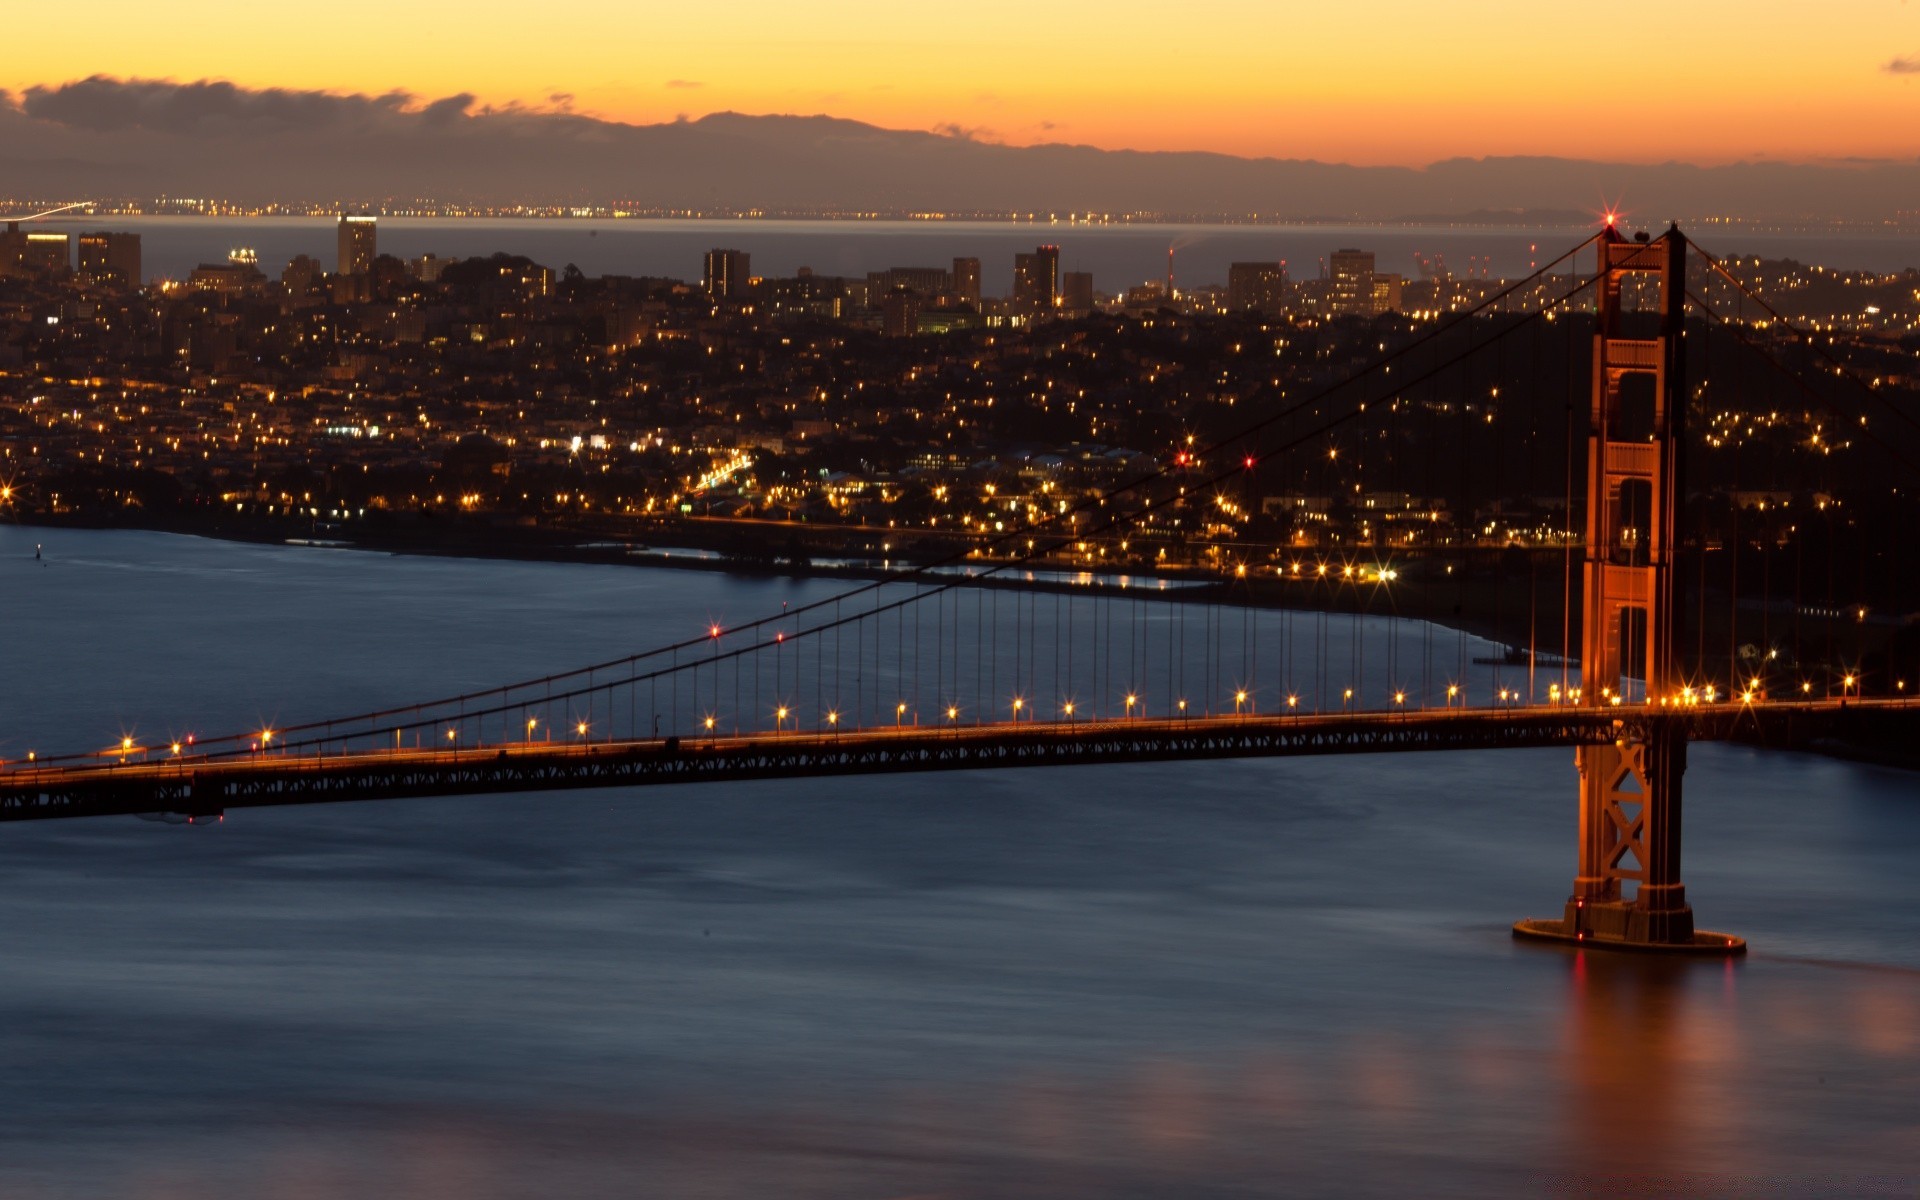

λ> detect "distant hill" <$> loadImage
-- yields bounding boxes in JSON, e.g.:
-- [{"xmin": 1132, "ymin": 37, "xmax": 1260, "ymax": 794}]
[{"xmin": 3, "ymin": 79, "xmax": 1917, "ymax": 221}]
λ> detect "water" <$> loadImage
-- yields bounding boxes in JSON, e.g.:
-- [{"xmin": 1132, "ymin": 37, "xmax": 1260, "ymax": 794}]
[
  {"xmin": 35, "ymin": 215, "xmax": 1920, "ymax": 290},
  {"xmin": 2, "ymin": 526, "xmax": 1917, "ymax": 1197}
]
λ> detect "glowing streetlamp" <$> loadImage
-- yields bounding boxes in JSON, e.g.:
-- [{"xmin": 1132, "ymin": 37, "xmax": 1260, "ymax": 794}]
[
  {"xmin": 776, "ymin": 705, "xmax": 790, "ymax": 733},
  {"xmin": 1125, "ymin": 693, "xmax": 1137, "ymax": 719},
  {"xmin": 1234, "ymin": 689, "xmax": 1248, "ymax": 715},
  {"xmin": 896, "ymin": 701, "xmax": 907, "ymax": 727},
  {"xmin": 1012, "ymin": 696, "xmax": 1025, "ymax": 722}
]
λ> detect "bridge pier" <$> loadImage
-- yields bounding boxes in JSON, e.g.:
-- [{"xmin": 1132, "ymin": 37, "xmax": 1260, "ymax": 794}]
[
  {"xmin": 1514, "ymin": 225, "xmax": 1743, "ymax": 956},
  {"xmin": 1515, "ymin": 714, "xmax": 1742, "ymax": 953}
]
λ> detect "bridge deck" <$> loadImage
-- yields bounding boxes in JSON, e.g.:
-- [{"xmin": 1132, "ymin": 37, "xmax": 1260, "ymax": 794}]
[{"xmin": 2, "ymin": 700, "xmax": 1906, "ymax": 824}]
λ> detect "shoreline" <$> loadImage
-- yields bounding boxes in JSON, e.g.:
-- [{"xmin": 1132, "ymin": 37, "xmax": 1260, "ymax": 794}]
[{"xmin": 11, "ymin": 511, "xmax": 1554, "ymax": 656}]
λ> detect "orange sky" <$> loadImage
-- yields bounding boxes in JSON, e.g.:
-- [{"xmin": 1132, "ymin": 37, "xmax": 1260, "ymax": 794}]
[{"xmin": 8, "ymin": 0, "xmax": 1920, "ymax": 165}]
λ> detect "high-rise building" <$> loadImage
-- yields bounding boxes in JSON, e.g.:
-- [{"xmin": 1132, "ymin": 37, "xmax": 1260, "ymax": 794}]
[
  {"xmin": 881, "ymin": 287, "xmax": 924, "ymax": 338},
  {"xmin": 1369, "ymin": 272, "xmax": 1404, "ymax": 315},
  {"xmin": 703, "ymin": 248, "xmax": 751, "ymax": 300},
  {"xmin": 1227, "ymin": 261, "xmax": 1288, "ymax": 314},
  {"xmin": 1328, "ymin": 248, "xmax": 1376, "ymax": 317},
  {"xmin": 0, "ymin": 222, "xmax": 23, "ymax": 276},
  {"xmin": 952, "ymin": 256, "xmax": 981, "ymax": 307},
  {"xmin": 76, "ymin": 231, "xmax": 142, "ymax": 287},
  {"xmin": 282, "ymin": 254, "xmax": 324, "ymax": 298},
  {"xmin": 1061, "ymin": 271, "xmax": 1095, "ymax": 317},
  {"xmin": 24, "ymin": 231, "xmax": 71, "ymax": 276},
  {"xmin": 1012, "ymin": 245, "xmax": 1059, "ymax": 316},
  {"xmin": 877, "ymin": 266, "xmax": 951, "ymax": 300},
  {"xmin": 337, "ymin": 214, "xmax": 377, "ymax": 276}
]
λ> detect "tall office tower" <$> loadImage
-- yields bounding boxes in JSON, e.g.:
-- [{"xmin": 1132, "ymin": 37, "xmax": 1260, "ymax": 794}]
[
  {"xmin": 1061, "ymin": 271, "xmax": 1095, "ymax": 317},
  {"xmin": 1227, "ymin": 261, "xmax": 1288, "ymax": 314},
  {"xmin": 337, "ymin": 214, "xmax": 377, "ymax": 276},
  {"xmin": 703, "ymin": 248, "xmax": 751, "ymax": 299},
  {"xmin": 76, "ymin": 231, "xmax": 143, "ymax": 287},
  {"xmin": 952, "ymin": 256, "xmax": 982, "ymax": 306},
  {"xmin": 1011, "ymin": 244, "xmax": 1060, "ymax": 315},
  {"xmin": 24, "ymin": 231, "xmax": 71, "ymax": 276},
  {"xmin": 1328, "ymin": 248, "xmax": 1376, "ymax": 317}
]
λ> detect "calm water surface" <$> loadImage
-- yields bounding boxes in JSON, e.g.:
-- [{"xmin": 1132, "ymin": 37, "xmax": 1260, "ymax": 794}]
[{"xmin": 1, "ymin": 527, "xmax": 1917, "ymax": 1197}]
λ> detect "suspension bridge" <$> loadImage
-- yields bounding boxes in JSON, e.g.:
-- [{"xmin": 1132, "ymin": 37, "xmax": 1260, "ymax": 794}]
[{"xmin": 6, "ymin": 224, "xmax": 1918, "ymax": 955}]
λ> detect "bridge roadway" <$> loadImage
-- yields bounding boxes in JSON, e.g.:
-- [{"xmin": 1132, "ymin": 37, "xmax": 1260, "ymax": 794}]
[{"xmin": 2, "ymin": 699, "xmax": 1906, "ymax": 824}]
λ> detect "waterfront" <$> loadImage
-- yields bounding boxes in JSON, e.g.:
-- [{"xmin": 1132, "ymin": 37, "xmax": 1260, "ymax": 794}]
[
  {"xmin": 2, "ymin": 527, "xmax": 1917, "ymax": 1196},
  {"xmin": 29, "ymin": 215, "xmax": 1920, "ymax": 289}
]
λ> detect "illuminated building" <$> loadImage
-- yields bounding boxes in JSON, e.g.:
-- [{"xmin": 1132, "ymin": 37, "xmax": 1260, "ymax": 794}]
[
  {"xmin": 952, "ymin": 256, "xmax": 981, "ymax": 306},
  {"xmin": 881, "ymin": 287, "xmax": 924, "ymax": 337},
  {"xmin": 337, "ymin": 214, "xmax": 377, "ymax": 276},
  {"xmin": 1329, "ymin": 248, "xmax": 1376, "ymax": 316},
  {"xmin": 76, "ymin": 231, "xmax": 142, "ymax": 287},
  {"xmin": 24, "ymin": 231, "xmax": 71, "ymax": 277},
  {"xmin": 1370, "ymin": 272, "xmax": 1404, "ymax": 315},
  {"xmin": 1012, "ymin": 245, "xmax": 1059, "ymax": 315},
  {"xmin": 1227, "ymin": 261, "xmax": 1287, "ymax": 313},
  {"xmin": 703, "ymin": 248, "xmax": 750, "ymax": 299}
]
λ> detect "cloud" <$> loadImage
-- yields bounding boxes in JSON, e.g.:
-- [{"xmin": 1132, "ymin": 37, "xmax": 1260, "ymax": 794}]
[
  {"xmin": 666, "ymin": 79, "xmax": 704, "ymax": 90},
  {"xmin": 933, "ymin": 121, "xmax": 997, "ymax": 142},
  {"xmin": 1888, "ymin": 56, "xmax": 1920, "ymax": 74},
  {"xmin": 420, "ymin": 92, "xmax": 475, "ymax": 124},
  {"xmin": 21, "ymin": 75, "xmax": 415, "ymax": 134}
]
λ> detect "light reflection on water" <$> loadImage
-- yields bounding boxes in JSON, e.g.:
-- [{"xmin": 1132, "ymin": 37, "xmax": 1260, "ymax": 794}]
[{"xmin": 0, "ymin": 528, "xmax": 1916, "ymax": 1197}]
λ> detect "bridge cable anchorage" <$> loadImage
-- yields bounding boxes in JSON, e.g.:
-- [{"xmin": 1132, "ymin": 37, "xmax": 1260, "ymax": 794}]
[{"xmin": 18, "ymin": 234, "xmax": 1608, "ymax": 770}]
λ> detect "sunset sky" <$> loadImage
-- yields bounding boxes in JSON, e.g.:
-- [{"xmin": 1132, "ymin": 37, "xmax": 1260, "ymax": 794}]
[{"xmin": 7, "ymin": 0, "xmax": 1920, "ymax": 165}]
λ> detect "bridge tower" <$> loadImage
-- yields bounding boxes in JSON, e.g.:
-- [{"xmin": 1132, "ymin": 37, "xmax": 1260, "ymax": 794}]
[{"xmin": 1516, "ymin": 225, "xmax": 1744, "ymax": 954}]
